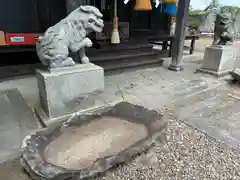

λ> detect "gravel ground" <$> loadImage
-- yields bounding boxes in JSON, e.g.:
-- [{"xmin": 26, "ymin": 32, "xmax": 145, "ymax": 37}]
[{"xmin": 93, "ymin": 111, "xmax": 240, "ymax": 180}]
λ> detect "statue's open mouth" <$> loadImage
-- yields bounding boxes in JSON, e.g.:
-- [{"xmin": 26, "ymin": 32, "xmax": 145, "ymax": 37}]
[
  {"xmin": 96, "ymin": 19, "xmax": 104, "ymax": 28},
  {"xmin": 95, "ymin": 22, "xmax": 104, "ymax": 28},
  {"xmin": 88, "ymin": 18, "xmax": 104, "ymax": 29}
]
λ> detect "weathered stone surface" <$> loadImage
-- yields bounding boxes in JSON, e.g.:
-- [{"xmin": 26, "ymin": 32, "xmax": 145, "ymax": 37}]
[
  {"xmin": 36, "ymin": 63, "xmax": 104, "ymax": 121},
  {"xmin": 197, "ymin": 45, "xmax": 237, "ymax": 77},
  {"xmin": 21, "ymin": 102, "xmax": 167, "ymax": 180}
]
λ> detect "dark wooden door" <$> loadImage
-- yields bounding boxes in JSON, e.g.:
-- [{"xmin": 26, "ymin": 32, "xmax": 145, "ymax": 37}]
[
  {"xmin": 37, "ymin": 0, "xmax": 66, "ymax": 32},
  {"xmin": 150, "ymin": 6, "xmax": 169, "ymax": 35},
  {"xmin": 117, "ymin": 1, "xmax": 131, "ymax": 22},
  {"xmin": 129, "ymin": 1, "xmax": 152, "ymax": 37},
  {"xmin": 93, "ymin": 0, "xmax": 111, "ymax": 21},
  {"xmin": 132, "ymin": 11, "xmax": 151, "ymax": 30},
  {"xmin": 129, "ymin": 2, "xmax": 169, "ymax": 37},
  {"xmin": 95, "ymin": 0, "xmax": 130, "ymax": 22}
]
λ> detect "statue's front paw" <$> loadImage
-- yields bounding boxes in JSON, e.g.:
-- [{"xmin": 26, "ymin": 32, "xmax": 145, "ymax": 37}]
[
  {"xmin": 50, "ymin": 57, "xmax": 75, "ymax": 68},
  {"xmin": 70, "ymin": 44, "xmax": 79, "ymax": 52},
  {"xmin": 62, "ymin": 57, "xmax": 76, "ymax": 66},
  {"xmin": 50, "ymin": 62, "xmax": 57, "ymax": 68},
  {"xmin": 81, "ymin": 56, "xmax": 90, "ymax": 64},
  {"xmin": 84, "ymin": 38, "xmax": 93, "ymax": 47}
]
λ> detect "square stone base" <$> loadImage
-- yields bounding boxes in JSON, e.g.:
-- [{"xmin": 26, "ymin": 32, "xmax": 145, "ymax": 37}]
[
  {"xmin": 197, "ymin": 45, "xmax": 237, "ymax": 77},
  {"xmin": 196, "ymin": 68, "xmax": 231, "ymax": 78},
  {"xmin": 36, "ymin": 63, "xmax": 105, "ymax": 125}
]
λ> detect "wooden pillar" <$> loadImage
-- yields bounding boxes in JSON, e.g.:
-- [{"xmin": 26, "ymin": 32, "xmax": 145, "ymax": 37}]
[{"xmin": 168, "ymin": 0, "xmax": 190, "ymax": 71}]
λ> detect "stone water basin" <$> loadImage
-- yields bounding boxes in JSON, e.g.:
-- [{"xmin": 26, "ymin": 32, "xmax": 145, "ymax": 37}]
[{"xmin": 21, "ymin": 102, "xmax": 167, "ymax": 180}]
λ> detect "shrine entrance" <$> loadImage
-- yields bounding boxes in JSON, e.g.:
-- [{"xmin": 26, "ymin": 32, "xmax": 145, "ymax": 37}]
[
  {"xmin": 90, "ymin": 0, "xmax": 168, "ymax": 41},
  {"xmin": 65, "ymin": 0, "xmax": 169, "ymax": 41}
]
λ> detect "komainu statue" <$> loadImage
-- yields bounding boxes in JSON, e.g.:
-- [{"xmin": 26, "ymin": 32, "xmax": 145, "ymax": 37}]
[
  {"xmin": 213, "ymin": 12, "xmax": 235, "ymax": 45},
  {"xmin": 36, "ymin": 5, "xmax": 104, "ymax": 68}
]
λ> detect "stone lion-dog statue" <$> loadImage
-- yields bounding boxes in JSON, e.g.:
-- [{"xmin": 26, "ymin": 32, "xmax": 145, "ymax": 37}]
[
  {"xmin": 213, "ymin": 12, "xmax": 235, "ymax": 45},
  {"xmin": 36, "ymin": 5, "xmax": 104, "ymax": 68}
]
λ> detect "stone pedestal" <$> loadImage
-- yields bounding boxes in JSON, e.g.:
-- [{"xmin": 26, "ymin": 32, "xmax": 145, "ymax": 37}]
[
  {"xmin": 35, "ymin": 63, "xmax": 104, "ymax": 125},
  {"xmin": 197, "ymin": 45, "xmax": 237, "ymax": 77}
]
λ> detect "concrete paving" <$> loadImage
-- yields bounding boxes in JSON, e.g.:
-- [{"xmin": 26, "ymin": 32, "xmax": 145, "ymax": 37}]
[{"xmin": 0, "ymin": 89, "xmax": 38, "ymax": 163}]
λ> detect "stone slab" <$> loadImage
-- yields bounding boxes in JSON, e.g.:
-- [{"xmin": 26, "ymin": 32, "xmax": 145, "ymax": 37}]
[
  {"xmin": 0, "ymin": 88, "xmax": 38, "ymax": 163},
  {"xmin": 198, "ymin": 45, "xmax": 237, "ymax": 76},
  {"xmin": 36, "ymin": 63, "xmax": 104, "ymax": 120}
]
